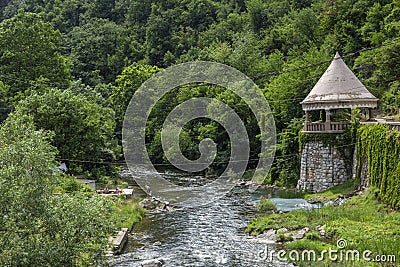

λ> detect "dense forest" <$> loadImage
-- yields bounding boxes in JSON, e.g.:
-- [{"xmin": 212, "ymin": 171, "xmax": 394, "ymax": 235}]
[{"xmin": 0, "ymin": 0, "xmax": 399, "ymax": 185}]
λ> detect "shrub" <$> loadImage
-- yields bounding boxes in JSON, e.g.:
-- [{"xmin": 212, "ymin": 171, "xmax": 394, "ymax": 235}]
[
  {"xmin": 277, "ymin": 233, "xmax": 293, "ymax": 242},
  {"xmin": 257, "ymin": 197, "xmax": 277, "ymax": 213},
  {"xmin": 305, "ymin": 231, "xmax": 321, "ymax": 241}
]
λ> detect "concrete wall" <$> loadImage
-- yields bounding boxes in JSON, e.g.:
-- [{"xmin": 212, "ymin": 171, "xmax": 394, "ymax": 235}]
[{"xmin": 297, "ymin": 141, "xmax": 353, "ymax": 192}]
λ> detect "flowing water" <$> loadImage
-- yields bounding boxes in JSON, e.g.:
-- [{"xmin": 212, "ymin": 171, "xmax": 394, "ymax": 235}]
[{"xmin": 110, "ymin": 170, "xmax": 315, "ymax": 267}]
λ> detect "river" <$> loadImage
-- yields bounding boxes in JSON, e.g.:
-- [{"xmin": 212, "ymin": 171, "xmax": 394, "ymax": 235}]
[{"xmin": 110, "ymin": 170, "xmax": 314, "ymax": 267}]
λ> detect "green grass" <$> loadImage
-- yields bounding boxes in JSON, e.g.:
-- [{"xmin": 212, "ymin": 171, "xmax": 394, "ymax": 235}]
[
  {"xmin": 247, "ymin": 211, "xmax": 309, "ymax": 234},
  {"xmin": 257, "ymin": 197, "xmax": 277, "ymax": 212},
  {"xmin": 242, "ymin": 169, "xmax": 255, "ymax": 180},
  {"xmin": 111, "ymin": 198, "xmax": 146, "ymax": 229},
  {"xmin": 286, "ymin": 239, "xmax": 331, "ymax": 254},
  {"xmin": 304, "ymin": 231, "xmax": 321, "ymax": 241},
  {"xmin": 304, "ymin": 179, "xmax": 357, "ymax": 203},
  {"xmin": 248, "ymin": 189, "xmax": 400, "ymax": 266}
]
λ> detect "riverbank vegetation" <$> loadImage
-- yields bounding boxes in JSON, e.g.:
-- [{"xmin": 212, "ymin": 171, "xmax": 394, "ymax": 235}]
[
  {"xmin": 304, "ymin": 179, "xmax": 356, "ymax": 203},
  {"xmin": 249, "ymin": 123, "xmax": 400, "ymax": 266},
  {"xmin": 248, "ymin": 188, "xmax": 400, "ymax": 266},
  {"xmin": 0, "ymin": 112, "xmax": 144, "ymax": 265},
  {"xmin": 257, "ymin": 197, "xmax": 277, "ymax": 213},
  {"xmin": 112, "ymin": 198, "xmax": 146, "ymax": 229},
  {"xmin": 0, "ymin": 114, "xmax": 115, "ymax": 266}
]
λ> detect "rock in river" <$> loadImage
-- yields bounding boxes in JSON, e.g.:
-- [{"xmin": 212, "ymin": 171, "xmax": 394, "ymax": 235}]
[{"xmin": 141, "ymin": 258, "xmax": 164, "ymax": 267}]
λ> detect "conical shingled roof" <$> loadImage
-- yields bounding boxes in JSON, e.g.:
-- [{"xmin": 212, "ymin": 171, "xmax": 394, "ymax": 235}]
[{"xmin": 301, "ymin": 52, "xmax": 378, "ymax": 111}]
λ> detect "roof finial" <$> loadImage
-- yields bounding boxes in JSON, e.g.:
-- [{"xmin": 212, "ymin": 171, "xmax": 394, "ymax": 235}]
[{"xmin": 334, "ymin": 51, "xmax": 341, "ymax": 59}]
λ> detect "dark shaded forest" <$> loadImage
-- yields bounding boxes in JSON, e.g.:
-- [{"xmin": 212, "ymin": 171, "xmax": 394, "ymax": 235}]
[{"xmin": 0, "ymin": 0, "xmax": 399, "ymax": 186}]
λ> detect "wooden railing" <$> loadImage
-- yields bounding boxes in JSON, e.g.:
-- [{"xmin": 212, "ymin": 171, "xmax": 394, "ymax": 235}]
[
  {"xmin": 303, "ymin": 121, "xmax": 351, "ymax": 133},
  {"xmin": 391, "ymin": 123, "xmax": 400, "ymax": 131},
  {"xmin": 304, "ymin": 121, "xmax": 400, "ymax": 133},
  {"xmin": 331, "ymin": 121, "xmax": 350, "ymax": 132},
  {"xmin": 303, "ymin": 122, "xmax": 325, "ymax": 132}
]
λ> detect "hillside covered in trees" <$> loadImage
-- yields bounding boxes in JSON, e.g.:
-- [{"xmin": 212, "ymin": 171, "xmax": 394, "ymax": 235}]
[{"xmin": 0, "ymin": 0, "xmax": 399, "ymax": 186}]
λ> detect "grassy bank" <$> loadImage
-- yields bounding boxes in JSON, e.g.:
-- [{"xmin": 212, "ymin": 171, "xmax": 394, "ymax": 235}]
[
  {"xmin": 112, "ymin": 198, "xmax": 146, "ymax": 229},
  {"xmin": 303, "ymin": 179, "xmax": 356, "ymax": 203},
  {"xmin": 60, "ymin": 176, "xmax": 146, "ymax": 230},
  {"xmin": 247, "ymin": 187, "xmax": 400, "ymax": 266},
  {"xmin": 94, "ymin": 176, "xmax": 146, "ymax": 229}
]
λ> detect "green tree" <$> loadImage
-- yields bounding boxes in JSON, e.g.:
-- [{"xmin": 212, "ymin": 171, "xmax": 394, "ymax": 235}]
[
  {"xmin": 1, "ymin": 0, "xmax": 93, "ymax": 31},
  {"xmin": 196, "ymin": 12, "xmax": 246, "ymax": 49},
  {"xmin": 144, "ymin": 82, "xmax": 263, "ymax": 174},
  {"xmin": 89, "ymin": 0, "xmax": 117, "ymax": 20},
  {"xmin": 0, "ymin": 11, "xmax": 71, "ymax": 102},
  {"xmin": 354, "ymin": 1, "xmax": 400, "ymax": 105},
  {"xmin": 360, "ymin": 2, "xmax": 392, "ymax": 45},
  {"xmin": 145, "ymin": 4, "xmax": 177, "ymax": 66},
  {"xmin": 1, "ymin": 0, "xmax": 27, "ymax": 20},
  {"xmin": 0, "ymin": 113, "xmax": 114, "ymax": 266},
  {"xmin": 354, "ymin": 40, "xmax": 400, "ymax": 100},
  {"xmin": 15, "ymin": 88, "xmax": 117, "ymax": 177},
  {"xmin": 263, "ymin": 48, "xmax": 330, "ymax": 186},
  {"xmin": 42, "ymin": 0, "xmax": 91, "ymax": 32},
  {"xmin": 144, "ymin": 0, "xmax": 219, "ymax": 66},
  {"xmin": 264, "ymin": 47, "xmax": 330, "ymax": 130},
  {"xmin": 66, "ymin": 17, "xmax": 131, "ymax": 86},
  {"xmin": 319, "ymin": 0, "xmax": 378, "ymax": 54},
  {"xmin": 270, "ymin": 118, "xmax": 304, "ymax": 186},
  {"xmin": 246, "ymin": 0, "xmax": 269, "ymax": 33},
  {"xmin": 112, "ymin": 63, "xmax": 162, "ymax": 132}
]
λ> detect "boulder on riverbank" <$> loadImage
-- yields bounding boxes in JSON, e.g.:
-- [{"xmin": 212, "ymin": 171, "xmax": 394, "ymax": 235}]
[
  {"xmin": 257, "ymin": 227, "xmax": 311, "ymax": 243},
  {"xmin": 139, "ymin": 197, "xmax": 174, "ymax": 213},
  {"xmin": 307, "ymin": 189, "xmax": 364, "ymax": 207},
  {"xmin": 141, "ymin": 258, "xmax": 164, "ymax": 267}
]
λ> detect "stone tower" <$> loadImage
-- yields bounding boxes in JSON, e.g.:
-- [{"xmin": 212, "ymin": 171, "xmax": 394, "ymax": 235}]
[{"xmin": 296, "ymin": 52, "xmax": 378, "ymax": 192}]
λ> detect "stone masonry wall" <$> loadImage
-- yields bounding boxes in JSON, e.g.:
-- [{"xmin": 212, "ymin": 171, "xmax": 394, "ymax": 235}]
[{"xmin": 297, "ymin": 141, "xmax": 353, "ymax": 193}]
